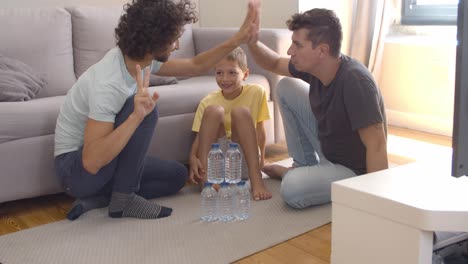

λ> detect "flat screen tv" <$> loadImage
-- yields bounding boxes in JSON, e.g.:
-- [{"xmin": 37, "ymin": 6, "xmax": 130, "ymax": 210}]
[{"xmin": 452, "ymin": 0, "xmax": 468, "ymax": 177}]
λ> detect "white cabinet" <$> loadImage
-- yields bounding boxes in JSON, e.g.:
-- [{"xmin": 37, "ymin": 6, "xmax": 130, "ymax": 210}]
[{"xmin": 331, "ymin": 161, "xmax": 468, "ymax": 264}]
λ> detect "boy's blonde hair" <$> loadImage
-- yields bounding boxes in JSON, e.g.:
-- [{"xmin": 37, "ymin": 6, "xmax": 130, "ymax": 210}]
[{"xmin": 225, "ymin": 47, "xmax": 248, "ymax": 71}]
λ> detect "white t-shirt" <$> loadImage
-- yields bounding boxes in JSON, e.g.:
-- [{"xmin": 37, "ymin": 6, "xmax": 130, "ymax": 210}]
[{"xmin": 54, "ymin": 47, "xmax": 161, "ymax": 156}]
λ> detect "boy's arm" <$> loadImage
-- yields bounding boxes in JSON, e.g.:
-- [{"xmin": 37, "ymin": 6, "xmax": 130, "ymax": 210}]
[
  {"xmin": 256, "ymin": 121, "xmax": 266, "ymax": 168},
  {"xmin": 189, "ymin": 133, "xmax": 204, "ymax": 184}
]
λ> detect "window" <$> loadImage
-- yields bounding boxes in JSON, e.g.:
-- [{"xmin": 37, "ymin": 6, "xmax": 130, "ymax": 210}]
[{"xmin": 401, "ymin": 0, "xmax": 458, "ymax": 25}]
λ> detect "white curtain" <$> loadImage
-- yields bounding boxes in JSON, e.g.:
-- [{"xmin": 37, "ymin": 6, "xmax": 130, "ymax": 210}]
[{"xmin": 347, "ymin": 0, "xmax": 397, "ymax": 81}]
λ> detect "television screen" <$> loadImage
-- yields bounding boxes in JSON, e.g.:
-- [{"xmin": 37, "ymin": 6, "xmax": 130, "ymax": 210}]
[{"xmin": 452, "ymin": 0, "xmax": 468, "ymax": 177}]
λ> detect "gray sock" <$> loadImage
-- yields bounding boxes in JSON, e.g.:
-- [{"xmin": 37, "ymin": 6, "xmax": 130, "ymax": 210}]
[
  {"xmin": 67, "ymin": 195, "xmax": 110, "ymax": 221},
  {"xmin": 108, "ymin": 192, "xmax": 172, "ymax": 219}
]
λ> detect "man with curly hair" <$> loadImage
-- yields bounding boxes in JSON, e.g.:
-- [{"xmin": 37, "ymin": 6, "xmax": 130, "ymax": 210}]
[
  {"xmin": 54, "ymin": 0, "xmax": 261, "ymax": 220},
  {"xmin": 247, "ymin": 8, "xmax": 388, "ymax": 209}
]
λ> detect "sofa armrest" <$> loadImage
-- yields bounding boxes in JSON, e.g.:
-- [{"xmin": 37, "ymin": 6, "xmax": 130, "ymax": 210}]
[{"xmin": 192, "ymin": 27, "xmax": 291, "ymax": 100}]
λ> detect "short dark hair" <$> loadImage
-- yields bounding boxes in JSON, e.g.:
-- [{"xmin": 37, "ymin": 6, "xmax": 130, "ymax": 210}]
[
  {"xmin": 224, "ymin": 47, "xmax": 248, "ymax": 71},
  {"xmin": 286, "ymin": 8, "xmax": 342, "ymax": 57},
  {"xmin": 115, "ymin": 0, "xmax": 198, "ymax": 60}
]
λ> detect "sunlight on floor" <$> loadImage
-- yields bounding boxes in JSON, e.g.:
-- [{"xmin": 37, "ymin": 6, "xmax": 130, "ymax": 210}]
[{"xmin": 387, "ymin": 134, "xmax": 452, "ymax": 163}]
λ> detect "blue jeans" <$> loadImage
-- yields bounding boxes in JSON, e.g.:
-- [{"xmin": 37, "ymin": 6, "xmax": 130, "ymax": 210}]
[
  {"xmin": 276, "ymin": 78, "xmax": 356, "ymax": 209},
  {"xmin": 54, "ymin": 96, "xmax": 188, "ymax": 200}
]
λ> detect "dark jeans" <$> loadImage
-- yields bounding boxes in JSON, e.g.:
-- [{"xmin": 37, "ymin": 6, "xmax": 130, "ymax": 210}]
[{"xmin": 54, "ymin": 96, "xmax": 188, "ymax": 199}]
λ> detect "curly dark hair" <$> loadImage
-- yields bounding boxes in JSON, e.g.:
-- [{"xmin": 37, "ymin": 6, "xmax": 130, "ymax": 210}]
[
  {"xmin": 286, "ymin": 8, "xmax": 342, "ymax": 57},
  {"xmin": 115, "ymin": 0, "xmax": 198, "ymax": 60}
]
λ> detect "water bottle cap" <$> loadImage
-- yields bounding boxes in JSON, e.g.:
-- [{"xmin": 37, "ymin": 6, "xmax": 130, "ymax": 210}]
[
  {"xmin": 220, "ymin": 182, "xmax": 229, "ymax": 187},
  {"xmin": 236, "ymin": 180, "xmax": 246, "ymax": 186},
  {"xmin": 211, "ymin": 143, "xmax": 220, "ymax": 148},
  {"xmin": 204, "ymin": 182, "xmax": 213, "ymax": 187},
  {"xmin": 228, "ymin": 142, "xmax": 239, "ymax": 148}
]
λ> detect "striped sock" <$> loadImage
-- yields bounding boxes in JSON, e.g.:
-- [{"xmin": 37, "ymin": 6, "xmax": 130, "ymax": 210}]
[{"xmin": 108, "ymin": 192, "xmax": 172, "ymax": 219}]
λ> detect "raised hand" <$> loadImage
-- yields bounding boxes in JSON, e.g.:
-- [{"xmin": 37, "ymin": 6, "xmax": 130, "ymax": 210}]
[
  {"xmin": 249, "ymin": 0, "xmax": 261, "ymax": 43},
  {"xmin": 133, "ymin": 64, "xmax": 160, "ymax": 121},
  {"xmin": 235, "ymin": 0, "xmax": 261, "ymax": 44}
]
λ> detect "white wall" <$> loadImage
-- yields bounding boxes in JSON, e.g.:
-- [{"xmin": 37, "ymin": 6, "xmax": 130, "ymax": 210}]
[
  {"xmin": 198, "ymin": 0, "xmax": 296, "ymax": 28},
  {"xmin": 379, "ymin": 36, "xmax": 456, "ymax": 136}
]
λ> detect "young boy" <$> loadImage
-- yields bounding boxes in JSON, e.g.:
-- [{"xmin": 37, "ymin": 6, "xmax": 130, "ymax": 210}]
[{"xmin": 189, "ymin": 47, "xmax": 272, "ymax": 201}]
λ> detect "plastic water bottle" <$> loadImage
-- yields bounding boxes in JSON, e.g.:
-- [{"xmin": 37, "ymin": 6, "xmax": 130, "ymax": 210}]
[
  {"xmin": 225, "ymin": 143, "xmax": 242, "ymax": 184},
  {"xmin": 218, "ymin": 182, "xmax": 235, "ymax": 222},
  {"xmin": 207, "ymin": 143, "xmax": 224, "ymax": 184},
  {"xmin": 200, "ymin": 182, "xmax": 218, "ymax": 222},
  {"xmin": 235, "ymin": 181, "xmax": 251, "ymax": 220}
]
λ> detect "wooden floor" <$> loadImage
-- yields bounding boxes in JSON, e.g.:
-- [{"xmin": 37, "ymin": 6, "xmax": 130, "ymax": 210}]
[{"xmin": 0, "ymin": 126, "xmax": 452, "ymax": 264}]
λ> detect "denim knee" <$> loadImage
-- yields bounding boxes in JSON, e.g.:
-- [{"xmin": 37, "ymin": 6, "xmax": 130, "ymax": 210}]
[
  {"xmin": 280, "ymin": 178, "xmax": 310, "ymax": 209},
  {"xmin": 280, "ymin": 168, "xmax": 332, "ymax": 209},
  {"xmin": 275, "ymin": 77, "xmax": 306, "ymax": 103},
  {"xmin": 275, "ymin": 78, "xmax": 290, "ymax": 103}
]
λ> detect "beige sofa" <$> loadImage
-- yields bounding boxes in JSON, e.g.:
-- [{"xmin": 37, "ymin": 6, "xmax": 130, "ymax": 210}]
[{"xmin": 0, "ymin": 6, "xmax": 291, "ymax": 203}]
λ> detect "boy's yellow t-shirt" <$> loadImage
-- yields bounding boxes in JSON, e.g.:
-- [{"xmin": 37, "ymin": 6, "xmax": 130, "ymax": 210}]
[{"xmin": 192, "ymin": 84, "xmax": 270, "ymax": 138}]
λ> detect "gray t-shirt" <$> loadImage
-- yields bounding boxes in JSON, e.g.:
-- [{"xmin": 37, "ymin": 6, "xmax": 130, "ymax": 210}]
[
  {"xmin": 289, "ymin": 54, "xmax": 386, "ymax": 175},
  {"xmin": 54, "ymin": 47, "xmax": 161, "ymax": 156}
]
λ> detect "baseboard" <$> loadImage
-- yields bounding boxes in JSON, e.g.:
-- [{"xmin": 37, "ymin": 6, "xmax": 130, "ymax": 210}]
[{"xmin": 386, "ymin": 109, "xmax": 453, "ymax": 137}]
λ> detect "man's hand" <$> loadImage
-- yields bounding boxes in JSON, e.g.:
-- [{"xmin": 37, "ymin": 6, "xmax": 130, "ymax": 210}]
[
  {"xmin": 133, "ymin": 65, "xmax": 160, "ymax": 121},
  {"xmin": 189, "ymin": 156, "xmax": 205, "ymax": 184},
  {"xmin": 235, "ymin": 0, "xmax": 261, "ymax": 45}
]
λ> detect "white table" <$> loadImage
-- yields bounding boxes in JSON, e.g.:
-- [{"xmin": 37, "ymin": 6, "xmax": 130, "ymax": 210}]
[{"xmin": 331, "ymin": 160, "xmax": 468, "ymax": 264}]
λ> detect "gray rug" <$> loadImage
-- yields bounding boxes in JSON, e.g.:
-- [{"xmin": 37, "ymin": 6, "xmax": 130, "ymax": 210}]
[{"xmin": 0, "ymin": 159, "xmax": 331, "ymax": 264}]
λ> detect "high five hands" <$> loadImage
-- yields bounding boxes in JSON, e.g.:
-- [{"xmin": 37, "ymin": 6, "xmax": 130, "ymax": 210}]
[
  {"xmin": 133, "ymin": 65, "xmax": 160, "ymax": 121},
  {"xmin": 236, "ymin": 0, "xmax": 261, "ymax": 45}
]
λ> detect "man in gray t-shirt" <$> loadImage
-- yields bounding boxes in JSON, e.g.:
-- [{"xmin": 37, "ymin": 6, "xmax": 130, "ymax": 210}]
[{"xmin": 248, "ymin": 8, "xmax": 388, "ymax": 208}]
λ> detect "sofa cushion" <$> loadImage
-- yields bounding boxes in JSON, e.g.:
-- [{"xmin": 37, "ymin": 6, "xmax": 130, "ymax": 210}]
[
  {"xmin": 68, "ymin": 6, "xmax": 196, "ymax": 78},
  {"xmin": 0, "ymin": 96, "xmax": 64, "ymax": 144},
  {"xmin": 67, "ymin": 6, "xmax": 123, "ymax": 78},
  {"xmin": 0, "ymin": 7, "xmax": 76, "ymax": 98},
  {"xmin": 150, "ymin": 75, "xmax": 178, "ymax": 86},
  {"xmin": 0, "ymin": 55, "xmax": 46, "ymax": 101},
  {"xmin": 150, "ymin": 74, "xmax": 270, "ymax": 118}
]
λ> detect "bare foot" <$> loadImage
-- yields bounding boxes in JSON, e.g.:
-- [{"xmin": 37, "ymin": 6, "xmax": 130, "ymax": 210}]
[
  {"xmin": 250, "ymin": 181, "xmax": 272, "ymax": 201},
  {"xmin": 261, "ymin": 164, "xmax": 291, "ymax": 180}
]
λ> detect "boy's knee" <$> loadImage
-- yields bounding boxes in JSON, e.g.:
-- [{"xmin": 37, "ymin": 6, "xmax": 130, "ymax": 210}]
[
  {"xmin": 231, "ymin": 106, "xmax": 250, "ymax": 120},
  {"xmin": 204, "ymin": 105, "xmax": 224, "ymax": 120}
]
